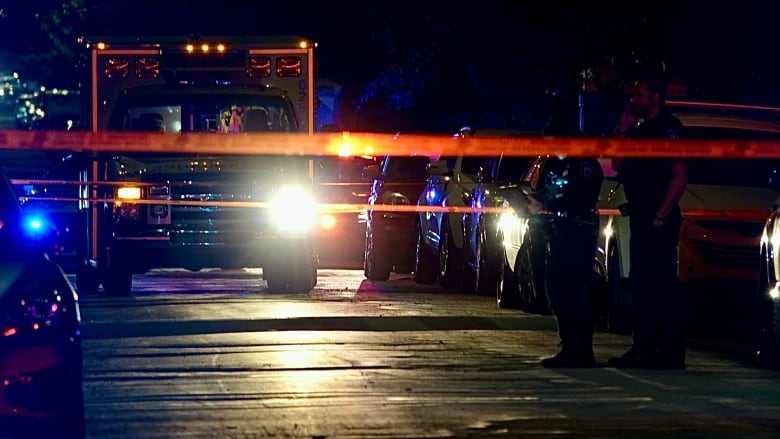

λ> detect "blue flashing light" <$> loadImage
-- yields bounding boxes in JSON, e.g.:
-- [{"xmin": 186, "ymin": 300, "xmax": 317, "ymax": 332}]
[{"xmin": 21, "ymin": 214, "xmax": 51, "ymax": 240}]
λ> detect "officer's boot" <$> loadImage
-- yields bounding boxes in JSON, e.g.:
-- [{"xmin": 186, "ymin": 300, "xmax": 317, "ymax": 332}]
[{"xmin": 540, "ymin": 337, "xmax": 596, "ymax": 368}]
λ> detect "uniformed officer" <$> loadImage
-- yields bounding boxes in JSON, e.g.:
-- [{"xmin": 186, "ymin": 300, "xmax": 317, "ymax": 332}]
[
  {"xmin": 609, "ymin": 74, "xmax": 688, "ymax": 370},
  {"xmin": 525, "ymin": 154, "xmax": 604, "ymax": 368}
]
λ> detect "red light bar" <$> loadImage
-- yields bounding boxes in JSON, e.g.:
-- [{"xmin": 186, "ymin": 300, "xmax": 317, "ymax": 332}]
[
  {"xmin": 135, "ymin": 57, "xmax": 160, "ymax": 78},
  {"xmin": 247, "ymin": 56, "xmax": 271, "ymax": 77},
  {"xmin": 105, "ymin": 58, "xmax": 128, "ymax": 78},
  {"xmin": 277, "ymin": 57, "xmax": 301, "ymax": 77}
]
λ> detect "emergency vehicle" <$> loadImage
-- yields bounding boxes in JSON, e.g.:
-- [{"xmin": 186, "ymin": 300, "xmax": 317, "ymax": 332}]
[{"xmin": 56, "ymin": 35, "xmax": 321, "ymax": 295}]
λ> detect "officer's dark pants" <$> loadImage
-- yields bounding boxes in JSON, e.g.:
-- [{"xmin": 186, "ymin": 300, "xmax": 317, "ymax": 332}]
[
  {"xmin": 628, "ymin": 211, "xmax": 687, "ymax": 360},
  {"xmin": 544, "ymin": 219, "xmax": 598, "ymax": 350}
]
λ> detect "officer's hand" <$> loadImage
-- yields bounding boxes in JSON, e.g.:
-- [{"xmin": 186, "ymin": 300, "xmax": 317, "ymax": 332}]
[{"xmin": 618, "ymin": 106, "xmax": 637, "ymax": 133}]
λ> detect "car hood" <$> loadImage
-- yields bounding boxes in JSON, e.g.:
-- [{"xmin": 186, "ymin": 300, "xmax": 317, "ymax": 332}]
[
  {"xmin": 0, "ymin": 252, "xmax": 63, "ymax": 301},
  {"xmin": 680, "ymin": 184, "xmax": 776, "ymax": 212}
]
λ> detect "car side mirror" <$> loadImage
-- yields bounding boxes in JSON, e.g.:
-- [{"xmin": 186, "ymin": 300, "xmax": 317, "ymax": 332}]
[{"xmin": 427, "ymin": 160, "xmax": 450, "ymax": 176}]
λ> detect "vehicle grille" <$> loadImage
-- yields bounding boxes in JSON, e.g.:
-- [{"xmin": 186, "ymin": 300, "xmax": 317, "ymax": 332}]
[
  {"xmin": 688, "ymin": 239, "xmax": 759, "ymax": 268},
  {"xmin": 692, "ymin": 220, "xmax": 765, "ymax": 238},
  {"xmin": 168, "ymin": 182, "xmax": 267, "ymax": 245}
]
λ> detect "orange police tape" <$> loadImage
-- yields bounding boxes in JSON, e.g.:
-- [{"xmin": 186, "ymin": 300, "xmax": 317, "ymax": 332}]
[
  {"xmin": 4, "ymin": 129, "xmax": 779, "ymax": 217},
  {"xmin": 4, "ymin": 129, "xmax": 780, "ymax": 158}
]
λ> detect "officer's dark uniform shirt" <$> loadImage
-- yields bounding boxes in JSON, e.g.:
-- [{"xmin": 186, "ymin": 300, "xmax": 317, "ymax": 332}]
[
  {"xmin": 617, "ymin": 110, "xmax": 683, "ymax": 217},
  {"xmin": 536, "ymin": 157, "xmax": 604, "ymax": 221}
]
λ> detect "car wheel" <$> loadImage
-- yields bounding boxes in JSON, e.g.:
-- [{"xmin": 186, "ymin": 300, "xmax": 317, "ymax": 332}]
[
  {"xmin": 497, "ymin": 255, "xmax": 520, "ymax": 309},
  {"xmin": 606, "ymin": 243, "xmax": 634, "ymax": 335},
  {"xmin": 364, "ymin": 231, "xmax": 391, "ymax": 281},
  {"xmin": 476, "ymin": 225, "xmax": 502, "ymax": 297},
  {"xmin": 414, "ymin": 222, "xmax": 437, "ymax": 284},
  {"xmin": 438, "ymin": 218, "xmax": 462, "ymax": 289},
  {"xmin": 757, "ymin": 252, "xmax": 780, "ymax": 369},
  {"xmin": 516, "ymin": 233, "xmax": 549, "ymax": 313}
]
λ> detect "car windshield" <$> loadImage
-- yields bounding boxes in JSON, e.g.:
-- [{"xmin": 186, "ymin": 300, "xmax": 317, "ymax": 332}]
[
  {"xmin": 383, "ymin": 156, "xmax": 430, "ymax": 180},
  {"xmin": 109, "ymin": 93, "xmax": 299, "ymax": 133}
]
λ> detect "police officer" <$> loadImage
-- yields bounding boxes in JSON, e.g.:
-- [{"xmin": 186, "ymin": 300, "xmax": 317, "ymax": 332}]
[
  {"xmin": 609, "ymin": 74, "xmax": 688, "ymax": 370},
  {"xmin": 526, "ymin": 153, "xmax": 604, "ymax": 368}
]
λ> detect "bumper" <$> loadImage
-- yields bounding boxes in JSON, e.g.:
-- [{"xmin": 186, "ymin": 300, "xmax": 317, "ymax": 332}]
[
  {"xmin": 0, "ymin": 339, "xmax": 83, "ymax": 420},
  {"xmin": 110, "ymin": 234, "xmax": 314, "ymax": 273},
  {"xmin": 368, "ymin": 213, "xmax": 417, "ymax": 259}
]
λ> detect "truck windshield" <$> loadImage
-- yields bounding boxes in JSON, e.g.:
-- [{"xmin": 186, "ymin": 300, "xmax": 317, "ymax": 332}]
[{"xmin": 109, "ymin": 93, "xmax": 298, "ymax": 133}]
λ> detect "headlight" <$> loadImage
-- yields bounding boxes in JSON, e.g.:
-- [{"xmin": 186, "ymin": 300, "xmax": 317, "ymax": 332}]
[{"xmin": 269, "ymin": 185, "xmax": 317, "ymax": 231}]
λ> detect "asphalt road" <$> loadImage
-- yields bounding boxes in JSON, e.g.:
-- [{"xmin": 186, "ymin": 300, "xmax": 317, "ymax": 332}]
[{"xmin": 76, "ymin": 268, "xmax": 780, "ymax": 439}]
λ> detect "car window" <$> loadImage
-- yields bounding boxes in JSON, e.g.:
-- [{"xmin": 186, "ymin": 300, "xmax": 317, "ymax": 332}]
[
  {"xmin": 383, "ymin": 156, "xmax": 430, "ymax": 180},
  {"xmin": 496, "ymin": 157, "xmax": 531, "ymax": 183},
  {"xmin": 461, "ymin": 156, "xmax": 489, "ymax": 176}
]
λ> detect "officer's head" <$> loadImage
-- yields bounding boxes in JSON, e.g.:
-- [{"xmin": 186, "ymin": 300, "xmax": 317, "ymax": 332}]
[{"xmin": 628, "ymin": 73, "xmax": 667, "ymax": 118}]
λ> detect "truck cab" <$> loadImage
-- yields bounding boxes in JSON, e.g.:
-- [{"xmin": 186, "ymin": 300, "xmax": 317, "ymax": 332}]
[{"xmin": 70, "ymin": 35, "xmax": 319, "ymax": 295}]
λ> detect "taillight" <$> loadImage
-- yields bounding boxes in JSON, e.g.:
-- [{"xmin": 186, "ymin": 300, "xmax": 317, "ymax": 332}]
[{"xmin": 104, "ymin": 58, "xmax": 129, "ymax": 78}]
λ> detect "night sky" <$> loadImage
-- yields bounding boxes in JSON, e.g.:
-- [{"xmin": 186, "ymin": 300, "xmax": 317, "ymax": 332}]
[{"xmin": 1, "ymin": 1, "xmax": 779, "ymax": 130}]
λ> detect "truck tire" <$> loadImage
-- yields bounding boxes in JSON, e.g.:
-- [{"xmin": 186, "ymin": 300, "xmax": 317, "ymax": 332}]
[
  {"xmin": 75, "ymin": 259, "xmax": 100, "ymax": 294},
  {"xmin": 103, "ymin": 247, "xmax": 133, "ymax": 296},
  {"xmin": 265, "ymin": 244, "xmax": 317, "ymax": 293},
  {"xmin": 103, "ymin": 266, "xmax": 133, "ymax": 296}
]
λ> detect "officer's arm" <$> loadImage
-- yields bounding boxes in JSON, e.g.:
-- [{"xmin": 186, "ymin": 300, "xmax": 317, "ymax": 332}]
[{"xmin": 655, "ymin": 159, "xmax": 687, "ymax": 220}]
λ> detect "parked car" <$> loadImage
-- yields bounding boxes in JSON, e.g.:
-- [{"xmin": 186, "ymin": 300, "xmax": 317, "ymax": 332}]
[
  {"xmin": 0, "ymin": 172, "xmax": 84, "ymax": 438},
  {"xmin": 362, "ymin": 154, "xmax": 431, "ymax": 281},
  {"xmin": 462, "ymin": 153, "xmax": 533, "ymax": 301},
  {"xmin": 466, "ymin": 153, "xmax": 607, "ymax": 314},
  {"xmin": 314, "ymin": 155, "xmax": 378, "ymax": 269},
  {"xmin": 415, "ymin": 128, "xmax": 490, "ymax": 288},
  {"xmin": 599, "ymin": 101, "xmax": 780, "ymax": 334},
  {"xmin": 757, "ymin": 170, "xmax": 780, "ymax": 369}
]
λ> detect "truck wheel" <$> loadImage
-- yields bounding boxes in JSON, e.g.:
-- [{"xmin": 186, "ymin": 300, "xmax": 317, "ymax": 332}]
[
  {"xmin": 364, "ymin": 232, "xmax": 391, "ymax": 281},
  {"xmin": 103, "ymin": 267, "xmax": 133, "ymax": 296},
  {"xmin": 75, "ymin": 259, "xmax": 100, "ymax": 294},
  {"xmin": 102, "ymin": 247, "xmax": 133, "ymax": 296},
  {"xmin": 265, "ymin": 245, "xmax": 317, "ymax": 293}
]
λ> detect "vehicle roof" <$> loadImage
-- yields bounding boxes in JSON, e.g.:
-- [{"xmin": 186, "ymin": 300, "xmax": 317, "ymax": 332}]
[
  {"xmin": 669, "ymin": 99, "xmax": 780, "ymax": 132},
  {"xmin": 676, "ymin": 113, "xmax": 780, "ymax": 133},
  {"xmin": 80, "ymin": 35, "xmax": 315, "ymax": 49}
]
